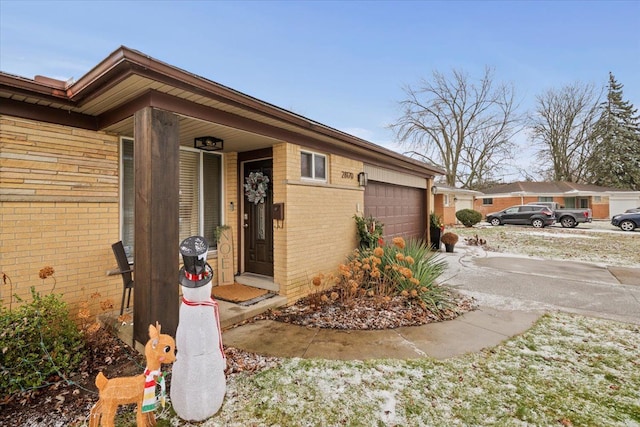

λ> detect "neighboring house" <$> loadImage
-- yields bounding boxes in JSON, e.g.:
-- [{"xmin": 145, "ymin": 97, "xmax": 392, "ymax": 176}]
[
  {"xmin": 473, "ymin": 181, "xmax": 640, "ymax": 219},
  {"xmin": 0, "ymin": 46, "xmax": 443, "ymax": 342},
  {"xmin": 431, "ymin": 184, "xmax": 483, "ymax": 226}
]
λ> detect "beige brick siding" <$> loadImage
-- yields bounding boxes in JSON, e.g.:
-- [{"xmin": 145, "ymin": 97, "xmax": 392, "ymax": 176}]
[
  {"xmin": 1, "ymin": 201, "xmax": 121, "ymax": 308},
  {"xmin": 219, "ymin": 152, "xmax": 239, "ymax": 282},
  {"xmin": 1, "ymin": 116, "xmax": 122, "ymax": 311},
  {"xmin": 275, "ymin": 143, "xmax": 363, "ymax": 303},
  {"xmin": 1, "ymin": 116, "xmax": 119, "ymax": 202}
]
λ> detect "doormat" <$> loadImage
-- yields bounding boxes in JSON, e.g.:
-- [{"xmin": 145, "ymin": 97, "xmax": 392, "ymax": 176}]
[{"xmin": 212, "ymin": 283, "xmax": 275, "ymax": 306}]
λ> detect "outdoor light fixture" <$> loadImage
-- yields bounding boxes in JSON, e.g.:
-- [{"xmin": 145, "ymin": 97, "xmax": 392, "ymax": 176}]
[
  {"xmin": 194, "ymin": 136, "xmax": 224, "ymax": 151},
  {"xmin": 431, "ymin": 185, "xmax": 438, "ymax": 195},
  {"xmin": 358, "ymin": 172, "xmax": 368, "ymax": 187}
]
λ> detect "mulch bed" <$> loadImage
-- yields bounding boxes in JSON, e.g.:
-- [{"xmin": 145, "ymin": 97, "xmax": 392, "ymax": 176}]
[
  {"xmin": 1, "ymin": 291, "xmax": 475, "ymax": 426},
  {"xmin": 255, "ymin": 289, "xmax": 476, "ymax": 330}
]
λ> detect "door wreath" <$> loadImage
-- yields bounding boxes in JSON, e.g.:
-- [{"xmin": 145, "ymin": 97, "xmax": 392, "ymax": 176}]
[{"xmin": 244, "ymin": 171, "xmax": 269, "ymax": 204}]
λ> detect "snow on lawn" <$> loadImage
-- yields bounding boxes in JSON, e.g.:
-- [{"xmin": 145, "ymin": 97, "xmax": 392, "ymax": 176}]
[
  {"xmin": 195, "ymin": 312, "xmax": 639, "ymax": 427},
  {"xmin": 453, "ymin": 225, "xmax": 640, "ymax": 267}
]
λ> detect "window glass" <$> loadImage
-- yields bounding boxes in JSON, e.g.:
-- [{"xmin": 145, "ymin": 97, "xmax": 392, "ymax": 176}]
[
  {"xmin": 539, "ymin": 197, "xmax": 553, "ymax": 202},
  {"xmin": 203, "ymin": 153, "xmax": 222, "ymax": 248},
  {"xmin": 179, "ymin": 150, "xmax": 200, "ymax": 242},
  {"xmin": 301, "ymin": 152, "xmax": 312, "ymax": 178},
  {"xmin": 505, "ymin": 207, "xmax": 519, "ymax": 213},
  {"xmin": 482, "ymin": 198, "xmax": 493, "ymax": 205},
  {"xmin": 314, "ymin": 155, "xmax": 326, "ymax": 179},
  {"xmin": 121, "ymin": 139, "xmax": 135, "ymax": 258}
]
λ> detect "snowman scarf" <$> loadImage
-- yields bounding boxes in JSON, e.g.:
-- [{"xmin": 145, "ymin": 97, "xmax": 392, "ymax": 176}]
[{"xmin": 181, "ymin": 296, "xmax": 226, "ymax": 359}]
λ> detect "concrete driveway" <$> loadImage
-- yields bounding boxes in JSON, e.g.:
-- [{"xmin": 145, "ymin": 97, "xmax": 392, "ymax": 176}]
[{"xmin": 441, "ymin": 245, "xmax": 640, "ymax": 325}]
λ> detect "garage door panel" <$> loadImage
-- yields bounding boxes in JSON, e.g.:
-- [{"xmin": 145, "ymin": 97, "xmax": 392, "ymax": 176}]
[{"xmin": 364, "ymin": 181, "xmax": 426, "ymax": 241}]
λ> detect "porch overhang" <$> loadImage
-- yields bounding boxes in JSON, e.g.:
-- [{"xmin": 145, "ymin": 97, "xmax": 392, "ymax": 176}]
[{"xmin": 0, "ymin": 45, "xmax": 443, "ymax": 178}]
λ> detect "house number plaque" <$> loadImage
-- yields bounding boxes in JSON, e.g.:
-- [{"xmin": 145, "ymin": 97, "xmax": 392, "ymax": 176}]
[{"xmin": 341, "ymin": 171, "xmax": 354, "ymax": 179}]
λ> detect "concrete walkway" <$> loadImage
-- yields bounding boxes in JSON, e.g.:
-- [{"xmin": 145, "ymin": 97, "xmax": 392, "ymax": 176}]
[
  {"xmin": 222, "ymin": 307, "xmax": 540, "ymax": 360},
  {"xmin": 223, "ymin": 245, "xmax": 640, "ymax": 360},
  {"xmin": 441, "ymin": 246, "xmax": 640, "ymax": 326}
]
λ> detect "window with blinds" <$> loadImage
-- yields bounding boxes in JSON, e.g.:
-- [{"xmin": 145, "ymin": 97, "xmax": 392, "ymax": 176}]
[
  {"xmin": 120, "ymin": 139, "xmax": 223, "ymax": 258},
  {"xmin": 121, "ymin": 138, "xmax": 135, "ymax": 260},
  {"xmin": 179, "ymin": 150, "xmax": 200, "ymax": 242}
]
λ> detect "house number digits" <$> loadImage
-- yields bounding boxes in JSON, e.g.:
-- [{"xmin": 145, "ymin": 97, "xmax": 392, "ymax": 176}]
[{"xmin": 341, "ymin": 171, "xmax": 354, "ymax": 179}]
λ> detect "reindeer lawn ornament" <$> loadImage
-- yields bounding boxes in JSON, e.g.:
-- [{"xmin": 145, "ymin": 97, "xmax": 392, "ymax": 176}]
[{"xmin": 89, "ymin": 322, "xmax": 176, "ymax": 427}]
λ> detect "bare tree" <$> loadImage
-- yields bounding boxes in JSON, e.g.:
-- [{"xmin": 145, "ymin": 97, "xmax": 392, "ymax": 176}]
[
  {"xmin": 390, "ymin": 67, "xmax": 520, "ymax": 189},
  {"xmin": 528, "ymin": 83, "xmax": 601, "ymax": 182}
]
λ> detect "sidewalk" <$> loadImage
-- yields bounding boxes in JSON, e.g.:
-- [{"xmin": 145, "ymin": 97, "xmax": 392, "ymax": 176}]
[{"xmin": 222, "ymin": 306, "xmax": 541, "ymax": 360}]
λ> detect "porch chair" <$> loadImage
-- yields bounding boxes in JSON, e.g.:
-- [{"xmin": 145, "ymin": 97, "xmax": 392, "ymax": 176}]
[{"xmin": 111, "ymin": 241, "xmax": 134, "ymax": 315}]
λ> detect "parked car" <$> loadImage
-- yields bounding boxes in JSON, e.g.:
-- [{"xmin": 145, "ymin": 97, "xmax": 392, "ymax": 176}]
[
  {"xmin": 525, "ymin": 202, "xmax": 592, "ymax": 228},
  {"xmin": 625, "ymin": 207, "xmax": 640, "ymax": 213},
  {"xmin": 486, "ymin": 205, "xmax": 556, "ymax": 228},
  {"xmin": 611, "ymin": 211, "xmax": 640, "ymax": 231}
]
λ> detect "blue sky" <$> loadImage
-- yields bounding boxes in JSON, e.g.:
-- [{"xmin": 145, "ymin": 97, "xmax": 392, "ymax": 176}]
[{"xmin": 1, "ymin": 0, "xmax": 639, "ymax": 180}]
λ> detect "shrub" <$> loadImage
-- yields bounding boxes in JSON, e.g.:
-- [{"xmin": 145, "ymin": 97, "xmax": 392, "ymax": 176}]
[
  {"xmin": 0, "ymin": 288, "xmax": 86, "ymax": 398},
  {"xmin": 456, "ymin": 209, "xmax": 482, "ymax": 227},
  {"xmin": 441, "ymin": 232, "xmax": 459, "ymax": 245},
  {"xmin": 354, "ymin": 214, "xmax": 384, "ymax": 249},
  {"xmin": 335, "ymin": 237, "xmax": 452, "ymax": 316},
  {"xmin": 430, "ymin": 213, "xmax": 444, "ymax": 230}
]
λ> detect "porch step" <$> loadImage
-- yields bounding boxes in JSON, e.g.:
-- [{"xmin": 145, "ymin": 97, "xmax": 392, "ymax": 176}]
[
  {"xmin": 235, "ymin": 273, "xmax": 279, "ymax": 292},
  {"xmin": 218, "ymin": 295, "xmax": 288, "ymax": 330},
  {"xmin": 104, "ymin": 293, "xmax": 288, "ymax": 352}
]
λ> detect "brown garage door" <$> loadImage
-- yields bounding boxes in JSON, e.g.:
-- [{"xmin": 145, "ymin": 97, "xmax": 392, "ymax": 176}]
[{"xmin": 364, "ymin": 181, "xmax": 426, "ymax": 241}]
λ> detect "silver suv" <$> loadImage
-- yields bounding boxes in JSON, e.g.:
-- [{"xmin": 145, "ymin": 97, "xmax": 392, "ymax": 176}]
[{"xmin": 486, "ymin": 205, "xmax": 556, "ymax": 228}]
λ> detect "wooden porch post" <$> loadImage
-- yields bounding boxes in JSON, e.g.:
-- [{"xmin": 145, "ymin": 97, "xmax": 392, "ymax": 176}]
[{"xmin": 133, "ymin": 107, "xmax": 180, "ymax": 344}]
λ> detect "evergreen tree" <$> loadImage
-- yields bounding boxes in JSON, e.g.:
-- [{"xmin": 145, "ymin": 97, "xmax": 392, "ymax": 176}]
[{"xmin": 587, "ymin": 72, "xmax": 640, "ymax": 190}]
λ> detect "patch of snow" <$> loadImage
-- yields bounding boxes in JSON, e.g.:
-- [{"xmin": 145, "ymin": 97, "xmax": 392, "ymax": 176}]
[
  {"xmin": 457, "ymin": 290, "xmax": 554, "ymax": 313},
  {"xmin": 374, "ymin": 389, "xmax": 397, "ymax": 425}
]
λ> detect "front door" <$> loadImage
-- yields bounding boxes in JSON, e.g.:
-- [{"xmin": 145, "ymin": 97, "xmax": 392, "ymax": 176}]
[{"xmin": 243, "ymin": 159, "xmax": 274, "ymax": 276}]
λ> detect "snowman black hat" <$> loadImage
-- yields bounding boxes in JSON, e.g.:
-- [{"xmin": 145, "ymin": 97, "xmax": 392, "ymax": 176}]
[{"xmin": 178, "ymin": 235, "xmax": 213, "ymax": 288}]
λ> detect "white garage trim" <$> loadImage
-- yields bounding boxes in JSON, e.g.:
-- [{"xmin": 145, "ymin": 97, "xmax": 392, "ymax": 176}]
[{"xmin": 364, "ymin": 164, "xmax": 427, "ymax": 189}]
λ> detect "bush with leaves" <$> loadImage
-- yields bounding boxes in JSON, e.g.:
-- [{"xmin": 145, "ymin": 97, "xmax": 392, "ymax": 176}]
[
  {"xmin": 333, "ymin": 237, "xmax": 451, "ymax": 317},
  {"xmin": 0, "ymin": 288, "xmax": 86, "ymax": 398},
  {"xmin": 456, "ymin": 209, "xmax": 483, "ymax": 227}
]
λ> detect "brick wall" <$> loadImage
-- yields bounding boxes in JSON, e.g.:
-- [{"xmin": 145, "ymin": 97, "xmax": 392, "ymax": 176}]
[
  {"xmin": 1, "ymin": 116, "xmax": 122, "ymax": 312},
  {"xmin": 474, "ymin": 196, "xmax": 534, "ymax": 218},
  {"xmin": 473, "ymin": 195, "xmax": 610, "ymax": 219},
  {"xmin": 276, "ymin": 143, "xmax": 362, "ymax": 303},
  {"xmin": 591, "ymin": 197, "xmax": 610, "ymax": 219},
  {"xmin": 220, "ymin": 152, "xmax": 239, "ymax": 281}
]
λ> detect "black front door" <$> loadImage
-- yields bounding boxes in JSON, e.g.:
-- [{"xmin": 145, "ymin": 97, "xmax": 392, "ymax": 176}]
[{"xmin": 243, "ymin": 159, "xmax": 273, "ymax": 276}]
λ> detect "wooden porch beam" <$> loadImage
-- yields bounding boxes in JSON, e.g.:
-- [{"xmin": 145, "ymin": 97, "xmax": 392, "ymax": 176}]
[{"xmin": 133, "ymin": 107, "xmax": 180, "ymax": 344}]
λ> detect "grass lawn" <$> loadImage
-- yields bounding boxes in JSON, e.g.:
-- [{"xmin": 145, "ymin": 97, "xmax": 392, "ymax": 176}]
[
  {"xmin": 172, "ymin": 312, "xmax": 640, "ymax": 426},
  {"xmin": 451, "ymin": 223, "xmax": 640, "ymax": 267}
]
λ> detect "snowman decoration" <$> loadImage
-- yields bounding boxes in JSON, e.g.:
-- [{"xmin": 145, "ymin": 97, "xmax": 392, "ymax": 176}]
[{"xmin": 171, "ymin": 236, "xmax": 226, "ymax": 421}]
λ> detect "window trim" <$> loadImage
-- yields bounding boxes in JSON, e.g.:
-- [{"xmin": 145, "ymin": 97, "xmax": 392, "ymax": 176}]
[{"xmin": 301, "ymin": 150, "xmax": 327, "ymax": 182}]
